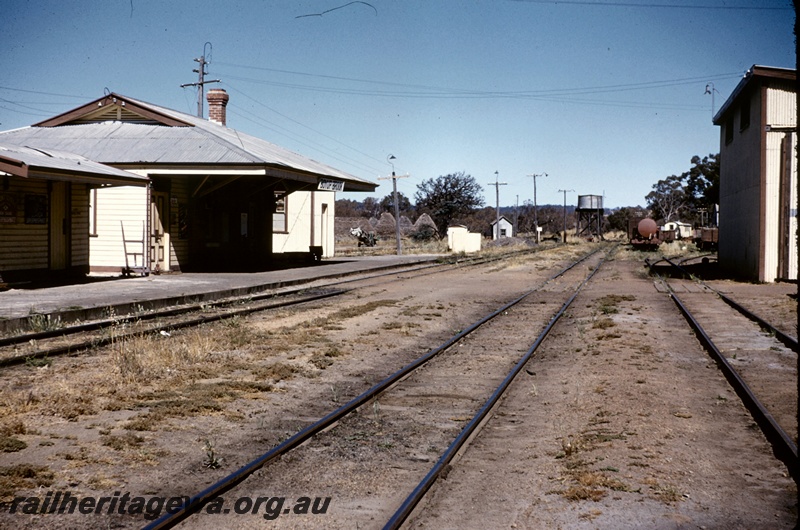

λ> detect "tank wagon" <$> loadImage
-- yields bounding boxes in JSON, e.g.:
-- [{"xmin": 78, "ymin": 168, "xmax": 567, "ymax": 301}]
[{"xmin": 628, "ymin": 217, "xmax": 668, "ymax": 250}]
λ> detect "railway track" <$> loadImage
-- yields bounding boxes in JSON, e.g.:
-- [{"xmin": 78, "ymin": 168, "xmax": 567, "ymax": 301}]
[
  {"xmin": 379, "ymin": 255, "xmax": 796, "ymax": 529},
  {"xmin": 141, "ymin": 248, "xmax": 608, "ymax": 529},
  {"xmin": 649, "ymin": 258, "xmax": 797, "ymax": 481},
  {"xmin": 2, "ymin": 245, "xmax": 794, "ymax": 529},
  {"xmin": 0, "ymin": 247, "xmax": 549, "ymax": 368}
]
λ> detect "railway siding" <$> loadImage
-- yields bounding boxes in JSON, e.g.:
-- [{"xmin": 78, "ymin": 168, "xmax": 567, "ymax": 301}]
[{"xmin": 406, "ymin": 259, "xmax": 796, "ymax": 529}]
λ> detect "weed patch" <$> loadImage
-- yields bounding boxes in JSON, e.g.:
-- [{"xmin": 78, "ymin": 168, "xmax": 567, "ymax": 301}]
[
  {"xmin": 0, "ymin": 464, "xmax": 55, "ymax": 502},
  {"xmin": 102, "ymin": 432, "xmax": 145, "ymax": 451},
  {"xmin": 0, "ymin": 436, "xmax": 27, "ymax": 452}
]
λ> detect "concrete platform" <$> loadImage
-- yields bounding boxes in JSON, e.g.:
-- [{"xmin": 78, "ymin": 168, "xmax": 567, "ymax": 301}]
[{"xmin": 0, "ymin": 255, "xmax": 441, "ymax": 333}]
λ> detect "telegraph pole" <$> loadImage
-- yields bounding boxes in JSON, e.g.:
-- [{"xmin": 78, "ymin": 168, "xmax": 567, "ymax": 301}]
[
  {"xmin": 528, "ymin": 172, "xmax": 547, "ymax": 242},
  {"xmin": 377, "ymin": 155, "xmax": 409, "ymax": 255},
  {"xmin": 704, "ymin": 82, "xmax": 719, "ymax": 118},
  {"xmin": 488, "ymin": 171, "xmax": 507, "ymax": 239},
  {"xmin": 180, "ymin": 42, "xmax": 220, "ymax": 118},
  {"xmin": 558, "ymin": 189, "xmax": 574, "ymax": 243}
]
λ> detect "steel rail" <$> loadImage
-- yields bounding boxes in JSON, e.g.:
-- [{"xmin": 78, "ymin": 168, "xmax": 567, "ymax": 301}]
[
  {"xmin": 383, "ymin": 253, "xmax": 605, "ymax": 530},
  {"xmin": 0, "ymin": 246, "xmax": 541, "ymax": 349},
  {"xmin": 667, "ymin": 289, "xmax": 798, "ymax": 480},
  {"xmin": 0, "ymin": 262, "xmax": 447, "ymax": 348},
  {"xmin": 0, "ymin": 289, "xmax": 350, "ymax": 368},
  {"xmin": 648, "ymin": 257, "xmax": 797, "ymax": 351},
  {"xmin": 0, "ymin": 247, "xmax": 565, "ymax": 368},
  {"xmin": 142, "ymin": 248, "xmax": 602, "ymax": 530},
  {"xmin": 659, "ymin": 257, "xmax": 798, "ymax": 353}
]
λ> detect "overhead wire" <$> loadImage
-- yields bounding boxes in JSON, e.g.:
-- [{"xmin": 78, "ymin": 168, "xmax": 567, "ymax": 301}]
[
  {"xmin": 508, "ymin": 0, "xmax": 792, "ymax": 10},
  {"xmin": 223, "ymin": 83, "xmax": 387, "ymax": 178},
  {"xmin": 0, "ymin": 65, "xmax": 742, "ymax": 187},
  {"xmin": 215, "ymin": 63, "xmax": 742, "ymax": 105}
]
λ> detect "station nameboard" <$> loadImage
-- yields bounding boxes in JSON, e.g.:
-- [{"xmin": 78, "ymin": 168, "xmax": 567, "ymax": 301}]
[{"xmin": 318, "ymin": 179, "xmax": 344, "ymax": 192}]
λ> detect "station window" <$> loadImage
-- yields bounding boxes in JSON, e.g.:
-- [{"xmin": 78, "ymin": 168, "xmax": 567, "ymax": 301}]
[
  {"xmin": 724, "ymin": 115, "xmax": 734, "ymax": 145},
  {"xmin": 739, "ymin": 97, "xmax": 750, "ymax": 131},
  {"xmin": 273, "ymin": 191, "xmax": 287, "ymax": 233}
]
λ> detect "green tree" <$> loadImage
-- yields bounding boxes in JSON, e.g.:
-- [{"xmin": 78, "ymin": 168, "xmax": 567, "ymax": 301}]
[
  {"xmin": 646, "ymin": 174, "xmax": 686, "ymax": 222},
  {"xmin": 379, "ymin": 192, "xmax": 412, "ymax": 216},
  {"xmin": 414, "ymin": 172, "xmax": 485, "ymax": 236},
  {"xmin": 362, "ymin": 197, "xmax": 382, "ymax": 219},
  {"xmin": 646, "ymin": 154, "xmax": 719, "ymax": 224},
  {"xmin": 335, "ymin": 198, "xmax": 363, "ymax": 217},
  {"xmin": 683, "ymin": 154, "xmax": 719, "ymax": 223},
  {"xmin": 606, "ymin": 207, "xmax": 646, "ymax": 233}
]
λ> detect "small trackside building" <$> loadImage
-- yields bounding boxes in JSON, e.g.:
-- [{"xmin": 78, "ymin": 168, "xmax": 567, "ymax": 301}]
[
  {"xmin": 713, "ymin": 65, "xmax": 797, "ymax": 282},
  {"xmin": 491, "ymin": 216, "xmax": 514, "ymax": 240},
  {"xmin": 0, "ymin": 144, "xmax": 148, "ymax": 285},
  {"xmin": 0, "ymin": 91, "xmax": 377, "ymax": 273}
]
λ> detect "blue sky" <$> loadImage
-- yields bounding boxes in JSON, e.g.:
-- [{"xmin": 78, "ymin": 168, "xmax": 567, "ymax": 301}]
[{"xmin": 0, "ymin": 0, "xmax": 794, "ymax": 209}]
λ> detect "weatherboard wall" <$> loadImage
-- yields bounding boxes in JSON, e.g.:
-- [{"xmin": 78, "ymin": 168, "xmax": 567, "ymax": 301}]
[
  {"xmin": 0, "ymin": 178, "xmax": 90, "ymax": 281},
  {"xmin": 273, "ymin": 191, "xmax": 335, "ymax": 258},
  {"xmin": 90, "ymin": 185, "xmax": 149, "ymax": 273}
]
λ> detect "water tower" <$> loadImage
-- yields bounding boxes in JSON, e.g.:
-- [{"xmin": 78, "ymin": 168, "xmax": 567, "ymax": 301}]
[{"xmin": 575, "ymin": 195, "xmax": 604, "ymax": 239}]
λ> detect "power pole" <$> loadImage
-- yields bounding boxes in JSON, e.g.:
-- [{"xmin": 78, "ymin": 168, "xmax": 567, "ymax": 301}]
[
  {"xmin": 528, "ymin": 172, "xmax": 547, "ymax": 242},
  {"xmin": 180, "ymin": 42, "xmax": 220, "ymax": 118},
  {"xmin": 488, "ymin": 171, "xmax": 507, "ymax": 239},
  {"xmin": 558, "ymin": 189, "xmax": 574, "ymax": 243},
  {"xmin": 377, "ymin": 155, "xmax": 409, "ymax": 255}
]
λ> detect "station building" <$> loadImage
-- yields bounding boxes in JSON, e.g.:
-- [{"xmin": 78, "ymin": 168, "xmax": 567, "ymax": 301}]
[{"xmin": 0, "ymin": 90, "xmax": 376, "ymax": 276}]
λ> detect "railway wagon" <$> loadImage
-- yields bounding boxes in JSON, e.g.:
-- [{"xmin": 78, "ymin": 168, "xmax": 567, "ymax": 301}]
[
  {"xmin": 693, "ymin": 227, "xmax": 719, "ymax": 251},
  {"xmin": 628, "ymin": 217, "xmax": 669, "ymax": 250}
]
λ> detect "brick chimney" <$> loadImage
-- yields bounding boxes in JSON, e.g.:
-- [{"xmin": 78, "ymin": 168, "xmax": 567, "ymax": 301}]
[{"xmin": 206, "ymin": 88, "xmax": 229, "ymax": 126}]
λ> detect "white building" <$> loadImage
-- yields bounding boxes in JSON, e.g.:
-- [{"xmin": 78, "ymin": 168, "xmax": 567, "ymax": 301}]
[
  {"xmin": 0, "ymin": 144, "xmax": 147, "ymax": 284},
  {"xmin": 0, "ymin": 90, "xmax": 375, "ymax": 274},
  {"xmin": 662, "ymin": 221, "xmax": 693, "ymax": 239},
  {"xmin": 491, "ymin": 216, "xmax": 514, "ymax": 240}
]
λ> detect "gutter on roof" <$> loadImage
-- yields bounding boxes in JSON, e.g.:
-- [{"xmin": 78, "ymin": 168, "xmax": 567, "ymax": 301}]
[
  {"xmin": 0, "ymin": 156, "xmax": 28, "ymax": 178},
  {"xmin": 25, "ymin": 168, "xmax": 148, "ymax": 187}
]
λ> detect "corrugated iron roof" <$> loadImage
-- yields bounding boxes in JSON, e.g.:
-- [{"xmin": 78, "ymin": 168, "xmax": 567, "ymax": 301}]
[
  {"xmin": 0, "ymin": 143, "xmax": 148, "ymax": 185},
  {"xmin": 0, "ymin": 93, "xmax": 377, "ymax": 192},
  {"xmin": 712, "ymin": 65, "xmax": 796, "ymax": 125}
]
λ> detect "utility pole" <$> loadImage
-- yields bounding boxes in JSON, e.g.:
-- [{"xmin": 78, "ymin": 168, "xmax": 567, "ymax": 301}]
[
  {"xmin": 377, "ymin": 154, "xmax": 409, "ymax": 255},
  {"xmin": 704, "ymin": 82, "xmax": 719, "ymax": 119},
  {"xmin": 558, "ymin": 189, "xmax": 574, "ymax": 243},
  {"xmin": 180, "ymin": 42, "xmax": 220, "ymax": 118},
  {"xmin": 488, "ymin": 171, "xmax": 507, "ymax": 239},
  {"xmin": 528, "ymin": 172, "xmax": 547, "ymax": 242}
]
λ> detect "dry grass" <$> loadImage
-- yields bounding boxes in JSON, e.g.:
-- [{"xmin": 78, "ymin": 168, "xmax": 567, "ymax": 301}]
[
  {"xmin": 336, "ymin": 237, "xmax": 449, "ymax": 256},
  {"xmin": 592, "ymin": 317, "xmax": 616, "ymax": 330},
  {"xmin": 0, "ymin": 294, "xmax": 404, "ymax": 436},
  {"xmin": 0, "ymin": 464, "xmax": 55, "ymax": 502}
]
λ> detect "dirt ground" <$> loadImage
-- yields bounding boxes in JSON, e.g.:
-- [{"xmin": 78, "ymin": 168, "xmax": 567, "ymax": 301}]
[{"xmin": 0, "ymin": 243, "xmax": 796, "ymax": 529}]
